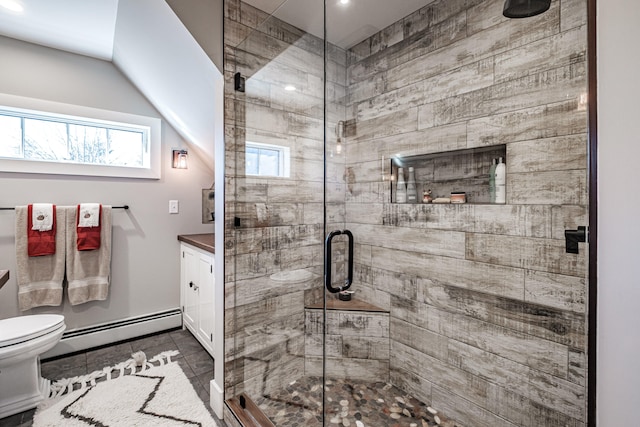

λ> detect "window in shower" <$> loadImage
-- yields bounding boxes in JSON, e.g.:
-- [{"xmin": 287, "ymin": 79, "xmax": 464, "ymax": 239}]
[{"xmin": 245, "ymin": 141, "xmax": 290, "ymax": 178}]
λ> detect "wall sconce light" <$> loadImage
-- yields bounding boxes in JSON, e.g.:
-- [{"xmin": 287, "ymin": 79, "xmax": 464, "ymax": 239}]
[{"xmin": 172, "ymin": 149, "xmax": 188, "ymax": 169}]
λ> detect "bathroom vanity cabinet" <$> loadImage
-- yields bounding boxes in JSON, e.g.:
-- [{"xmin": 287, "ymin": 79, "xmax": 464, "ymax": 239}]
[{"xmin": 178, "ymin": 236, "xmax": 215, "ymax": 357}]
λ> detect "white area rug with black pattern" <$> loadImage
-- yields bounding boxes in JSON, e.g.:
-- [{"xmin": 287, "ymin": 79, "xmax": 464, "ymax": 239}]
[{"xmin": 33, "ymin": 350, "xmax": 217, "ymax": 426}]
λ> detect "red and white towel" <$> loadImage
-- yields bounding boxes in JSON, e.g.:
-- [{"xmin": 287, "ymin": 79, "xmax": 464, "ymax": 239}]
[
  {"xmin": 66, "ymin": 205, "xmax": 112, "ymax": 305},
  {"xmin": 27, "ymin": 203, "xmax": 56, "ymax": 257},
  {"xmin": 15, "ymin": 203, "xmax": 112, "ymax": 308},
  {"xmin": 76, "ymin": 203, "xmax": 102, "ymax": 251}
]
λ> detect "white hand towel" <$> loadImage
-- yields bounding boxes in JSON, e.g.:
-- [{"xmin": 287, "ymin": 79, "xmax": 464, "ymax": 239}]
[
  {"xmin": 78, "ymin": 203, "xmax": 101, "ymax": 227},
  {"xmin": 31, "ymin": 203, "xmax": 54, "ymax": 231}
]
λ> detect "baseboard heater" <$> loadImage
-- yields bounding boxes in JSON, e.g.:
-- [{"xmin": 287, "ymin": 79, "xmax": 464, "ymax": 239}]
[{"xmin": 42, "ymin": 308, "xmax": 182, "ymax": 359}]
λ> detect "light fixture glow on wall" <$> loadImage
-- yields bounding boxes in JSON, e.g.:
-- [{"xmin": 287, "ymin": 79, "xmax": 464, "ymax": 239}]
[
  {"xmin": 335, "ymin": 120, "xmax": 345, "ymax": 155},
  {"xmin": 172, "ymin": 149, "xmax": 188, "ymax": 169},
  {"xmin": 284, "ymin": 85, "xmax": 296, "ymax": 91}
]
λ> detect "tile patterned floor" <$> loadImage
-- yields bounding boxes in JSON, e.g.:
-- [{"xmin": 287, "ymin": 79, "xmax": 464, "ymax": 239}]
[
  {"xmin": 255, "ymin": 376, "xmax": 457, "ymax": 427},
  {"xmin": 2, "ymin": 329, "xmax": 458, "ymax": 427},
  {"xmin": 0, "ymin": 328, "xmax": 223, "ymax": 427}
]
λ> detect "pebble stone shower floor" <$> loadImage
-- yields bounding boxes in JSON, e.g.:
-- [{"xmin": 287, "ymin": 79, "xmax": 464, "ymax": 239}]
[{"xmin": 255, "ymin": 376, "xmax": 457, "ymax": 427}]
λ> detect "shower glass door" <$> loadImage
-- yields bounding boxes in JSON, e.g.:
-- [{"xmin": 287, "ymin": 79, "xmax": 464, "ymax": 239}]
[
  {"xmin": 227, "ymin": 0, "xmax": 330, "ymax": 425},
  {"xmin": 227, "ymin": 0, "xmax": 591, "ymax": 426}
]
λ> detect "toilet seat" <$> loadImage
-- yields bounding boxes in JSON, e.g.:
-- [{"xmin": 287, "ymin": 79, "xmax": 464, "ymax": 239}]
[
  {"xmin": 0, "ymin": 315, "xmax": 65, "ymax": 348},
  {"xmin": 0, "ymin": 314, "xmax": 65, "ymax": 419}
]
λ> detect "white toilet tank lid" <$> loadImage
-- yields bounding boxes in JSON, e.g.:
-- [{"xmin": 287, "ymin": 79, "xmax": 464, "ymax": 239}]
[{"xmin": 0, "ymin": 314, "xmax": 65, "ymax": 347}]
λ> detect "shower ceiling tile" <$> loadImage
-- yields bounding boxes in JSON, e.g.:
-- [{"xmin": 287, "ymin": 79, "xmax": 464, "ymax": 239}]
[{"xmin": 243, "ymin": 0, "xmax": 436, "ymax": 49}]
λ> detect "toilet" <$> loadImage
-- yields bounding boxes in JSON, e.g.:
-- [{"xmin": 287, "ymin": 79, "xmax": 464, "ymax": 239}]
[{"xmin": 0, "ymin": 314, "xmax": 65, "ymax": 418}]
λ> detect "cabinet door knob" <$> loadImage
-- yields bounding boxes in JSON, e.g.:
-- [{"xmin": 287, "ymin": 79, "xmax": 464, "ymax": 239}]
[{"xmin": 189, "ymin": 281, "xmax": 194, "ymax": 288}]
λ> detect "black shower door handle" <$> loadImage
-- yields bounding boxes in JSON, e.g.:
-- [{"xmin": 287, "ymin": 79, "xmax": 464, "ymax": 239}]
[
  {"xmin": 325, "ymin": 229, "xmax": 354, "ymax": 293},
  {"xmin": 565, "ymin": 226, "xmax": 587, "ymax": 254}
]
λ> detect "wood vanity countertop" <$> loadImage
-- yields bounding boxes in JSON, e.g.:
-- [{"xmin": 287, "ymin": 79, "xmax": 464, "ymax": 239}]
[
  {"xmin": 177, "ymin": 234, "xmax": 214, "ymax": 254},
  {"xmin": 0, "ymin": 270, "xmax": 9, "ymax": 290}
]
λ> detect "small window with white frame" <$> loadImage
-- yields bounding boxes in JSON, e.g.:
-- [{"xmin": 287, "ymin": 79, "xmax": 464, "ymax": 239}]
[
  {"xmin": 0, "ymin": 94, "xmax": 161, "ymax": 179},
  {"xmin": 245, "ymin": 141, "xmax": 290, "ymax": 178}
]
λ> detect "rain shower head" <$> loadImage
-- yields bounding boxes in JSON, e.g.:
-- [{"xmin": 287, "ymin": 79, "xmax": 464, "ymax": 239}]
[{"xmin": 502, "ymin": 0, "xmax": 551, "ymax": 18}]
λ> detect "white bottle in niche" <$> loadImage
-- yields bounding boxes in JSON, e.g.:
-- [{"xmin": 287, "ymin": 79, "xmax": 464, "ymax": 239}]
[
  {"xmin": 495, "ymin": 157, "xmax": 506, "ymax": 204},
  {"xmin": 488, "ymin": 158, "xmax": 497, "ymax": 203},
  {"xmin": 406, "ymin": 167, "xmax": 418, "ymax": 203},
  {"xmin": 396, "ymin": 167, "xmax": 407, "ymax": 203}
]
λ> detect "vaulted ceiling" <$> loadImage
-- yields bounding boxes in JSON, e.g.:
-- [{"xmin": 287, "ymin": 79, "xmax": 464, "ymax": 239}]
[
  {"xmin": 0, "ymin": 0, "xmax": 221, "ymax": 170},
  {"xmin": 0, "ymin": 0, "xmax": 433, "ymax": 170},
  {"xmin": 0, "ymin": 0, "xmax": 118, "ymax": 60}
]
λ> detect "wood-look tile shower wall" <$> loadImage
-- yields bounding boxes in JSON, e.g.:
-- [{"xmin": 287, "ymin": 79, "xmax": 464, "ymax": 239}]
[
  {"xmin": 345, "ymin": 0, "xmax": 588, "ymax": 425},
  {"xmin": 223, "ymin": 0, "xmax": 347, "ymax": 400},
  {"xmin": 224, "ymin": 0, "xmax": 589, "ymax": 424}
]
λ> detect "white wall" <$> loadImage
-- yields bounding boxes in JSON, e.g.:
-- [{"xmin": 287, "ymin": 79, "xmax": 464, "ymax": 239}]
[
  {"xmin": 0, "ymin": 36, "xmax": 213, "ymax": 329},
  {"xmin": 166, "ymin": 0, "xmax": 224, "ymax": 73},
  {"xmin": 597, "ymin": 1, "xmax": 640, "ymax": 423},
  {"xmin": 113, "ymin": 0, "xmax": 221, "ymax": 169}
]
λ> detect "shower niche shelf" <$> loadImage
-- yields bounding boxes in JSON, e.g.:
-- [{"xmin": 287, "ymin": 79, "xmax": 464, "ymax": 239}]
[{"xmin": 390, "ymin": 144, "xmax": 506, "ymax": 204}]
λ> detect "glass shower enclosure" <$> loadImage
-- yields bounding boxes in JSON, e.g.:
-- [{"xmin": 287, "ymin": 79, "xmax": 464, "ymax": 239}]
[{"xmin": 225, "ymin": 0, "xmax": 591, "ymax": 426}]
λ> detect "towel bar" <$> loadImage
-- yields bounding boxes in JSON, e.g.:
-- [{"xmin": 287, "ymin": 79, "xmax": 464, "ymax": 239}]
[{"xmin": 0, "ymin": 205, "xmax": 129, "ymax": 211}]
